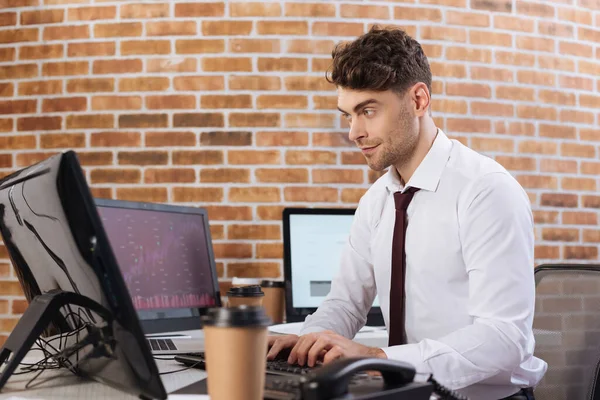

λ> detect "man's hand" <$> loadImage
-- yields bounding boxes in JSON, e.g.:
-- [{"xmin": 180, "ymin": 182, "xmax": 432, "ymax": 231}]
[
  {"xmin": 287, "ymin": 330, "xmax": 387, "ymax": 367},
  {"xmin": 267, "ymin": 334, "xmax": 299, "ymax": 361}
]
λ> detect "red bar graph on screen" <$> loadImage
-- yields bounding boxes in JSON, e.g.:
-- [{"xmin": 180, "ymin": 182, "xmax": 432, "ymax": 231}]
[{"xmin": 131, "ymin": 293, "xmax": 216, "ymax": 309}]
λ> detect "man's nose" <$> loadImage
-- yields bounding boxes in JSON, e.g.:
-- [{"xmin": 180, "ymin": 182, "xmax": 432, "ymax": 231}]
[{"xmin": 348, "ymin": 119, "xmax": 366, "ymax": 142}]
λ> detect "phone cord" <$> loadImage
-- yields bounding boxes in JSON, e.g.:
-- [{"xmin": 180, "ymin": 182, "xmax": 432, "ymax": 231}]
[{"xmin": 428, "ymin": 375, "xmax": 469, "ymax": 400}]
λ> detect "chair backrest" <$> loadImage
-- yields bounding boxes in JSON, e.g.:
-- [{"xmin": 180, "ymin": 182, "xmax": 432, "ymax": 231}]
[{"xmin": 533, "ymin": 264, "xmax": 600, "ymax": 400}]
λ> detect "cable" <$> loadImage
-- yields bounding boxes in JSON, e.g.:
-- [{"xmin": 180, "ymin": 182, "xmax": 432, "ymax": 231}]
[
  {"xmin": 427, "ymin": 375, "xmax": 469, "ymax": 400},
  {"xmin": 158, "ymin": 360, "xmax": 203, "ymax": 376}
]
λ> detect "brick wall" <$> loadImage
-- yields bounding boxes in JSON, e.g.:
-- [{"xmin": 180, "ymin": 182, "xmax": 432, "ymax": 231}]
[{"xmin": 0, "ymin": 0, "xmax": 599, "ymax": 344}]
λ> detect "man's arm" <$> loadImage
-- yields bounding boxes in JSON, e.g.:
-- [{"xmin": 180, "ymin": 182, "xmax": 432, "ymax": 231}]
[
  {"xmin": 381, "ymin": 172, "xmax": 540, "ymax": 390},
  {"xmin": 299, "ymin": 197, "xmax": 377, "ymax": 339}
]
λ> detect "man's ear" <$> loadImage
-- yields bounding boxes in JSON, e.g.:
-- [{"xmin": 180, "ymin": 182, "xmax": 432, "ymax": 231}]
[{"xmin": 410, "ymin": 82, "xmax": 430, "ymax": 117}]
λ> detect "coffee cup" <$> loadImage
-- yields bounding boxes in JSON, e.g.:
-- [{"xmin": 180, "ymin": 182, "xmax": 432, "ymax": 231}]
[
  {"xmin": 260, "ymin": 280, "xmax": 285, "ymax": 324},
  {"xmin": 202, "ymin": 306, "xmax": 272, "ymax": 400},
  {"xmin": 231, "ymin": 277, "xmax": 261, "ymax": 287},
  {"xmin": 226, "ymin": 285, "xmax": 264, "ymax": 307}
]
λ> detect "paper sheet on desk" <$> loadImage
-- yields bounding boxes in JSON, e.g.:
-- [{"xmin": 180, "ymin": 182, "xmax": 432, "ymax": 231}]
[
  {"xmin": 168, "ymin": 396, "xmax": 209, "ymax": 399},
  {"xmin": 268, "ymin": 322, "xmax": 385, "ymax": 335}
]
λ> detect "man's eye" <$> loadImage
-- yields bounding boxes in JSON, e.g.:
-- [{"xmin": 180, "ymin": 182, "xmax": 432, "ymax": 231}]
[{"xmin": 364, "ymin": 109, "xmax": 375, "ymax": 116}]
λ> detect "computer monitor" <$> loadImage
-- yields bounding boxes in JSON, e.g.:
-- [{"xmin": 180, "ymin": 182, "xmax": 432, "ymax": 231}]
[
  {"xmin": 282, "ymin": 207, "xmax": 384, "ymax": 327},
  {"xmin": 94, "ymin": 199, "xmax": 222, "ymax": 334},
  {"xmin": 0, "ymin": 151, "xmax": 166, "ymax": 399}
]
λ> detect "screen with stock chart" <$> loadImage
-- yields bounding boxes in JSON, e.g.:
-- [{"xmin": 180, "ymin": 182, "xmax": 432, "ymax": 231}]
[{"xmin": 97, "ymin": 206, "xmax": 218, "ymax": 312}]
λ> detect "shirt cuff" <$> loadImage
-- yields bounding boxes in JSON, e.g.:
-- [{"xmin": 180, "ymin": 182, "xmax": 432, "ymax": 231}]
[{"xmin": 381, "ymin": 344, "xmax": 432, "ymax": 376}]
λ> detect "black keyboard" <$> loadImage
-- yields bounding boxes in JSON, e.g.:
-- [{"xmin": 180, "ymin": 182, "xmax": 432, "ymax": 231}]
[
  {"xmin": 174, "ymin": 352, "xmax": 317, "ymax": 376},
  {"xmin": 147, "ymin": 338, "xmax": 177, "ymax": 351}
]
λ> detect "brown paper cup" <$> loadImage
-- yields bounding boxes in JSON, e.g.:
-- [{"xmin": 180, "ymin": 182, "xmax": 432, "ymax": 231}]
[
  {"xmin": 228, "ymin": 296, "xmax": 263, "ymax": 307},
  {"xmin": 261, "ymin": 280, "xmax": 285, "ymax": 324},
  {"xmin": 202, "ymin": 306, "xmax": 271, "ymax": 400}
]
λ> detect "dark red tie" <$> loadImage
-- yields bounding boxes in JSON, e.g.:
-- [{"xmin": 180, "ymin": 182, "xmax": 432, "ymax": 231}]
[{"xmin": 389, "ymin": 187, "xmax": 419, "ymax": 346}]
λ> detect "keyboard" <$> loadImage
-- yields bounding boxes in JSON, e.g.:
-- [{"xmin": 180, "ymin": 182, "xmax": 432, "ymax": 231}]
[
  {"xmin": 174, "ymin": 352, "xmax": 318, "ymax": 376},
  {"xmin": 147, "ymin": 338, "xmax": 177, "ymax": 351}
]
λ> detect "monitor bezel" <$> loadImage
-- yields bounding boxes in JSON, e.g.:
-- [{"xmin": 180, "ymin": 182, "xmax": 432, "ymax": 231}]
[
  {"xmin": 94, "ymin": 198, "xmax": 222, "ymax": 334},
  {"xmin": 282, "ymin": 207, "xmax": 384, "ymax": 327}
]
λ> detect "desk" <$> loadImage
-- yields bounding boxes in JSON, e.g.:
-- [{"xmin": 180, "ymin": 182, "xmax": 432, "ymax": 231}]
[{"xmin": 0, "ymin": 328, "xmax": 390, "ymax": 400}]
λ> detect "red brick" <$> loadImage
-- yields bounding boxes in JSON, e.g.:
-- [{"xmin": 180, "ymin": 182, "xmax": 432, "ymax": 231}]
[
  {"xmin": 68, "ymin": 41, "xmax": 115, "ymax": 57},
  {"xmin": 21, "ymin": 9, "xmax": 63, "ymax": 25},
  {"xmin": 228, "ymin": 224, "xmax": 280, "ymax": 240},
  {"xmin": 18, "ymin": 44, "xmax": 63, "ymax": 60},
  {"xmin": 469, "ymin": 30, "xmax": 512, "ymax": 47},
  {"xmin": 145, "ymin": 131, "xmax": 195, "ymax": 147},
  {"xmin": 583, "ymin": 230, "xmax": 600, "ymax": 243},
  {"xmin": 146, "ymin": 95, "xmax": 196, "ymax": 110},
  {"xmin": 516, "ymin": 175, "xmax": 557, "ymax": 189},
  {"xmin": 517, "ymin": 1, "xmax": 555, "ymax": 17},
  {"xmin": 287, "ymin": 2, "xmax": 336, "ymax": 17},
  {"xmin": 227, "ymin": 262, "xmax": 280, "ymax": 279},
  {"xmin": 535, "ymin": 245, "xmax": 560, "ymax": 259},
  {"xmin": 228, "ymin": 150, "xmax": 280, "ymax": 165},
  {"xmin": 0, "ymin": 99, "xmax": 36, "ymax": 114},
  {"xmin": 538, "ymin": 90, "xmax": 576, "ymax": 106},
  {"xmin": 206, "ymin": 206, "xmax": 253, "ymax": 221},
  {"xmin": 422, "ymin": 26, "xmax": 467, "ymax": 42},
  {"xmin": 286, "ymin": 150, "xmax": 336, "ymax": 165},
  {"xmin": 91, "ymin": 131, "xmax": 141, "ymax": 147},
  {"xmin": 446, "ymin": 118, "xmax": 491, "ymax": 133},
  {"xmin": 230, "ymin": 2, "xmax": 281, "ymax": 17},
  {"xmin": 284, "ymin": 187, "xmax": 338, "ymax": 203},
  {"xmin": 213, "ymin": 243, "xmax": 252, "ymax": 259},
  {"xmin": 561, "ymin": 143, "xmax": 596, "ymax": 158},
  {"xmin": 471, "ymin": 101, "xmax": 514, "ymax": 117},
  {"xmin": 341, "ymin": 4, "xmax": 388, "ymax": 19},
  {"xmin": 496, "ymin": 86, "xmax": 535, "ymax": 101},
  {"xmin": 580, "ymin": 129, "xmax": 600, "ymax": 141},
  {"xmin": 517, "ymin": 70, "xmax": 555, "ymax": 86},
  {"xmin": 229, "ymin": 187, "xmax": 281, "ymax": 203},
  {"xmin": 66, "ymin": 114, "xmax": 113, "ymax": 129},
  {"xmin": 42, "ymin": 97, "xmax": 86, "ymax": 112},
  {"xmin": 255, "ymin": 168, "xmax": 308, "ymax": 183},
  {"xmin": 565, "ymin": 246, "xmax": 598, "ymax": 260},
  {"xmin": 17, "ymin": 116, "xmax": 61, "ymax": 131},
  {"xmin": 420, "ymin": 0, "xmax": 466, "ymax": 6},
  {"xmin": 540, "ymin": 159, "xmax": 577, "ymax": 173},
  {"xmin": 579, "ymin": 27, "xmax": 600, "ymax": 43},
  {"xmin": 258, "ymin": 21, "xmax": 310, "ymax": 35},
  {"xmin": 42, "ymin": 61, "xmax": 88, "ymax": 76},
  {"xmin": 472, "ymin": 0, "xmax": 513, "ymax": 12},
  {"xmin": 539, "ymin": 124, "xmax": 576, "ymax": 139},
  {"xmin": 256, "ymin": 243, "xmax": 283, "ymax": 259},
  {"xmin": 119, "ymin": 77, "xmax": 169, "ymax": 92},
  {"xmin": 119, "ymin": 114, "xmax": 168, "ymax": 129},
  {"xmin": 117, "ymin": 187, "xmax": 167, "ymax": 203},
  {"xmin": 583, "ymin": 195, "xmax": 600, "ymax": 208},
  {"xmin": 285, "ymin": 113, "xmax": 335, "ymax": 128},
  {"xmin": 313, "ymin": 169, "xmax": 363, "ymax": 184},
  {"xmin": 202, "ymin": 57, "xmax": 252, "ymax": 72},
  {"xmin": 446, "ymin": 83, "xmax": 491, "ymax": 98},
  {"xmin": 446, "ymin": 11, "xmax": 489, "ymax": 27},
  {"xmin": 256, "ymin": 131, "xmax": 308, "ymax": 147},
  {"xmin": 121, "ymin": 40, "xmax": 170, "ymax": 56},
  {"xmin": 175, "ymin": 76, "xmax": 224, "ymax": 91},
  {"xmin": 200, "ymin": 131, "xmax": 252, "ymax": 146},
  {"xmin": 0, "ymin": 48, "xmax": 15, "ymax": 62},
  {"xmin": 256, "ymin": 95, "xmax": 307, "ymax": 110},
  {"xmin": 495, "ymin": 156, "xmax": 536, "ymax": 171},
  {"xmin": 200, "ymin": 95, "xmax": 252, "ymax": 109},
  {"xmin": 92, "ymin": 96, "xmax": 141, "ymax": 111},
  {"xmin": 562, "ymin": 177, "xmax": 597, "ymax": 191},
  {"xmin": 91, "ymin": 168, "xmax": 140, "ymax": 184},
  {"xmin": 581, "ymin": 161, "xmax": 600, "ymax": 175},
  {"xmin": 0, "ymin": 64, "xmax": 36, "ymax": 79},
  {"xmin": 229, "ymin": 112, "xmax": 280, "ymax": 128},
  {"xmin": 493, "ymin": 15, "xmax": 534, "ymax": 32},
  {"xmin": 120, "ymin": 3, "xmax": 170, "ymax": 18},
  {"xmin": 174, "ymin": 39, "xmax": 224, "ymax": 55},
  {"xmin": 147, "ymin": 57, "xmax": 197, "ymax": 73},
  {"xmin": 560, "ymin": 110, "xmax": 595, "ymax": 124},
  {"xmin": 77, "ymin": 152, "xmax": 120, "ymax": 167},
  {"xmin": 563, "ymin": 211, "xmax": 598, "ymax": 225},
  {"xmin": 341, "ymin": 152, "xmax": 365, "ymax": 165},
  {"xmin": 203, "ymin": 21, "xmax": 252, "ymax": 35},
  {"xmin": 16, "ymin": 152, "xmax": 57, "ymax": 167},
  {"xmin": 175, "ymin": 2, "xmax": 224, "ymax": 17},
  {"xmin": 559, "ymin": 41, "xmax": 594, "ymax": 57},
  {"xmin": 558, "ymin": 7, "xmax": 593, "ymax": 25},
  {"xmin": 287, "ymin": 39, "xmax": 335, "ymax": 54},
  {"xmin": 517, "ymin": 106, "xmax": 557, "ymax": 121},
  {"xmin": 172, "ymin": 187, "xmax": 223, "ymax": 203},
  {"xmin": 542, "ymin": 228, "xmax": 579, "ymax": 242},
  {"xmin": 446, "ymin": 47, "xmax": 491, "ymax": 63},
  {"xmin": 538, "ymin": 21, "xmax": 574, "ymax": 37},
  {"xmin": 230, "ymin": 39, "xmax": 280, "ymax": 53},
  {"xmin": 471, "ymin": 66, "xmax": 513, "ymax": 81},
  {"xmin": 173, "ymin": 150, "xmax": 223, "ymax": 165},
  {"xmin": 147, "ymin": 21, "xmax": 197, "ymax": 36},
  {"xmin": 579, "ymin": 60, "xmax": 600, "ymax": 76},
  {"xmin": 537, "ymin": 56, "xmax": 574, "ymax": 73},
  {"xmin": 256, "ymin": 206, "xmax": 285, "ymax": 221},
  {"xmin": 44, "ymin": 25, "xmax": 88, "ymax": 40},
  {"xmin": 471, "ymin": 137, "xmax": 514, "ymax": 153},
  {"xmin": 67, "ymin": 78, "xmax": 114, "ymax": 92},
  {"xmin": 533, "ymin": 211, "xmax": 558, "ymax": 224},
  {"xmin": 495, "ymin": 51, "xmax": 536, "ymax": 67},
  {"xmin": 258, "ymin": 57, "xmax": 307, "ymax": 72},
  {"xmin": 173, "ymin": 113, "xmax": 224, "ymax": 128},
  {"xmin": 0, "ymin": 12, "xmax": 16, "ymax": 27},
  {"xmin": 200, "ymin": 168, "xmax": 250, "ymax": 183},
  {"xmin": 94, "ymin": 22, "xmax": 142, "ymax": 38},
  {"xmin": 0, "ymin": 135, "xmax": 36, "ymax": 149},
  {"xmin": 68, "ymin": 6, "xmax": 116, "ymax": 21}
]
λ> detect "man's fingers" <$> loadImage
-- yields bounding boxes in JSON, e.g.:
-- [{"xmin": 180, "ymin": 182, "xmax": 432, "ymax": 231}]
[
  {"xmin": 307, "ymin": 336, "xmax": 333, "ymax": 367},
  {"xmin": 323, "ymin": 345, "xmax": 344, "ymax": 365},
  {"xmin": 267, "ymin": 335, "xmax": 297, "ymax": 360}
]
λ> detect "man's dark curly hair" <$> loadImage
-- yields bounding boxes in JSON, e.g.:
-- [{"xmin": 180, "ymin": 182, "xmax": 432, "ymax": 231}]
[{"xmin": 326, "ymin": 26, "xmax": 432, "ymax": 97}]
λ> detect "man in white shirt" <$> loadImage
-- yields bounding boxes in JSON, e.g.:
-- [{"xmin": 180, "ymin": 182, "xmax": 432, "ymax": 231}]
[{"xmin": 266, "ymin": 26, "xmax": 547, "ymax": 399}]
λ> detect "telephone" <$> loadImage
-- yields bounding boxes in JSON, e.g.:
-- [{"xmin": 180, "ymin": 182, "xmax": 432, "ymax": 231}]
[{"xmin": 263, "ymin": 357, "xmax": 468, "ymax": 400}]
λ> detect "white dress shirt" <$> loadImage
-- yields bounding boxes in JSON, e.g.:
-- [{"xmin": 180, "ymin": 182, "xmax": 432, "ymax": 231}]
[{"xmin": 299, "ymin": 129, "xmax": 548, "ymax": 399}]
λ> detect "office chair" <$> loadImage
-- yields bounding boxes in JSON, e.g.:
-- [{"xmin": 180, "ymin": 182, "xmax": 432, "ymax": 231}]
[{"xmin": 532, "ymin": 263, "xmax": 600, "ymax": 400}]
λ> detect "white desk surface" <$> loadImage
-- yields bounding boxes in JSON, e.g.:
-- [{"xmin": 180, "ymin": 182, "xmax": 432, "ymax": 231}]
[{"xmin": 0, "ymin": 327, "xmax": 389, "ymax": 400}]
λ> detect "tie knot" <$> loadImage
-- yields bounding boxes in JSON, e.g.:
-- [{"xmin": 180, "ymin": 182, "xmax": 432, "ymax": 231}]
[{"xmin": 394, "ymin": 187, "xmax": 419, "ymax": 211}]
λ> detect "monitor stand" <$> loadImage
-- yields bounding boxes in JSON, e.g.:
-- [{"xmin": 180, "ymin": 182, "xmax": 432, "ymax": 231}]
[{"xmin": 0, "ymin": 289, "xmax": 114, "ymax": 390}]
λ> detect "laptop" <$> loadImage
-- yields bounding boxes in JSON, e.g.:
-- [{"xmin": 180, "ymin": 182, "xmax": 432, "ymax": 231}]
[
  {"xmin": 282, "ymin": 207, "xmax": 384, "ymax": 327},
  {"xmin": 95, "ymin": 198, "xmax": 222, "ymax": 354}
]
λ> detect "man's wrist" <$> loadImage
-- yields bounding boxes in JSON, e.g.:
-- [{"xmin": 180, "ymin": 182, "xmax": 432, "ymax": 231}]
[{"xmin": 366, "ymin": 347, "xmax": 387, "ymax": 359}]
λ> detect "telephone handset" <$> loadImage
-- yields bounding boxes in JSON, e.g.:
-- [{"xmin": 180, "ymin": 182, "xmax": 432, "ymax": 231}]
[{"xmin": 284, "ymin": 357, "xmax": 469, "ymax": 400}]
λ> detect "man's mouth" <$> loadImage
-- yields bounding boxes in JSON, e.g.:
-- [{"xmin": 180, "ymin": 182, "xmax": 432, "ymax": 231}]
[{"xmin": 360, "ymin": 144, "xmax": 379, "ymax": 154}]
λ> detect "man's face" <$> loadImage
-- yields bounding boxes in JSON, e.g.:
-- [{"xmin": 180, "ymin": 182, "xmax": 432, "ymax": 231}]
[{"xmin": 337, "ymin": 88, "xmax": 419, "ymax": 172}]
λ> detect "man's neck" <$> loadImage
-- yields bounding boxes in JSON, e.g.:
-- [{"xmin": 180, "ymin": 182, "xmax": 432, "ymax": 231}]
[{"xmin": 394, "ymin": 122, "xmax": 438, "ymax": 186}]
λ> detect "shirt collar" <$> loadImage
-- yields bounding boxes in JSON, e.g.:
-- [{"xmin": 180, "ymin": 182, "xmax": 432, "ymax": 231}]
[{"xmin": 385, "ymin": 128, "xmax": 453, "ymax": 193}]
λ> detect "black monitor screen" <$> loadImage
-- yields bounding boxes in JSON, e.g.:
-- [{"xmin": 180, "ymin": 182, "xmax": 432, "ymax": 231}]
[{"xmin": 97, "ymin": 205, "xmax": 219, "ymax": 311}]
